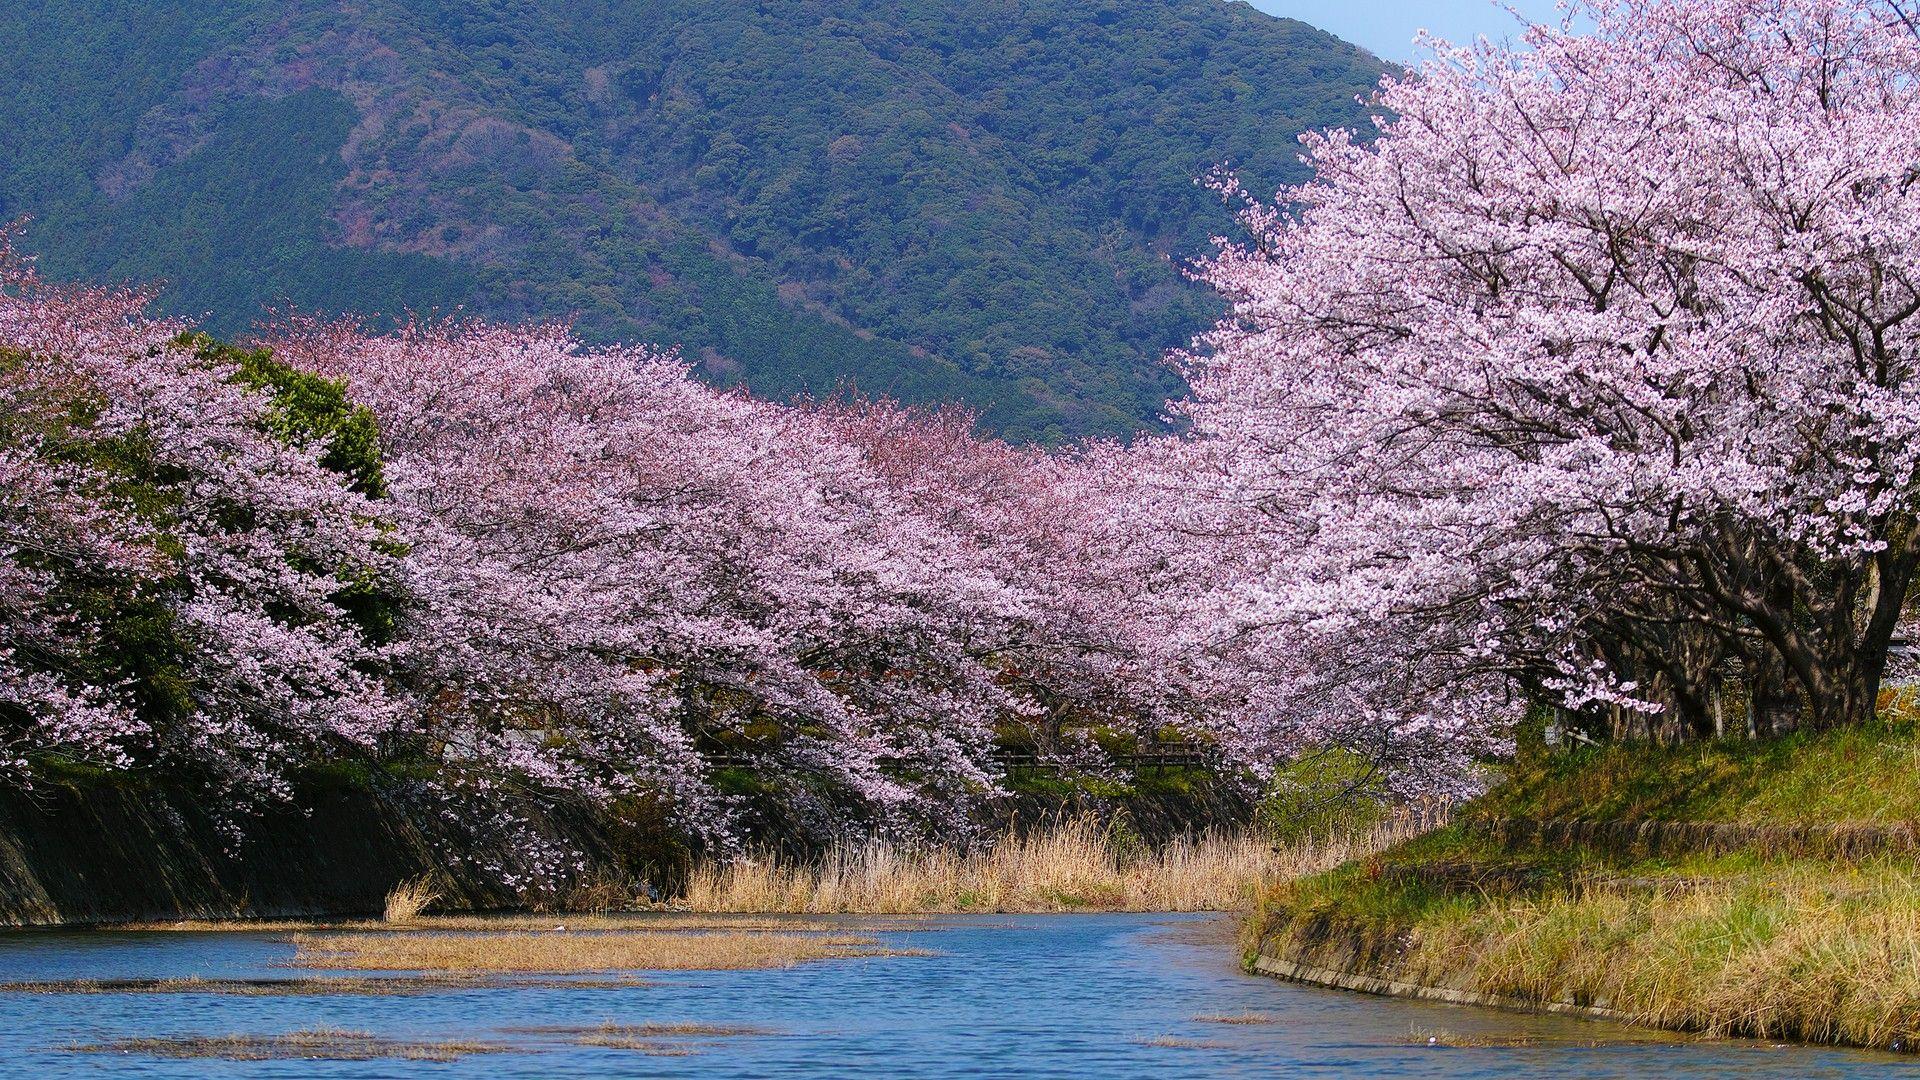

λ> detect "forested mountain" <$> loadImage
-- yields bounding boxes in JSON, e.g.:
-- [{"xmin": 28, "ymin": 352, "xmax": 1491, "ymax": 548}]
[{"xmin": 0, "ymin": 0, "xmax": 1383, "ymax": 440}]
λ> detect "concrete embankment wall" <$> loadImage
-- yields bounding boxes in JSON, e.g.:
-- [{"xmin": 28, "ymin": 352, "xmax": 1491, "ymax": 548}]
[{"xmin": 0, "ymin": 776, "xmax": 671, "ymax": 927}]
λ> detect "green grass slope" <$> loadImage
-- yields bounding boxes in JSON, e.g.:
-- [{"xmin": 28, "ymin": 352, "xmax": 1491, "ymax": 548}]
[
  {"xmin": 1249, "ymin": 715, "xmax": 1920, "ymax": 1052},
  {"xmin": 1483, "ymin": 717, "xmax": 1920, "ymax": 824}
]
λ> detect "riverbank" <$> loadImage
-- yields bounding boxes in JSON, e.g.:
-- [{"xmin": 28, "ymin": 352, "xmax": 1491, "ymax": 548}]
[
  {"xmin": 1243, "ymin": 719, "xmax": 1920, "ymax": 1052},
  {"xmin": 0, "ymin": 764, "xmax": 1325, "ymax": 925},
  {"xmin": 676, "ymin": 815, "xmax": 1424, "ymax": 914}
]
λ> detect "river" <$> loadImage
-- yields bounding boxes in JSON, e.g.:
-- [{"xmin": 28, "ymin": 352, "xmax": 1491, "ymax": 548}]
[{"xmin": 0, "ymin": 913, "xmax": 1910, "ymax": 1077}]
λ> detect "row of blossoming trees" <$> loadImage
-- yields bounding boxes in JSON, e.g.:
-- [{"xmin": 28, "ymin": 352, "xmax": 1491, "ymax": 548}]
[
  {"xmin": 0, "ymin": 234, "xmax": 1221, "ymax": 847},
  {"xmin": 5, "ymin": 0, "xmax": 1920, "ymax": 853}
]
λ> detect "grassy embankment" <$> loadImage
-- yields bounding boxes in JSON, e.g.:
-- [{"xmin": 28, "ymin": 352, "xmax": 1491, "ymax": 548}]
[{"xmin": 1246, "ymin": 715, "xmax": 1920, "ymax": 1051}]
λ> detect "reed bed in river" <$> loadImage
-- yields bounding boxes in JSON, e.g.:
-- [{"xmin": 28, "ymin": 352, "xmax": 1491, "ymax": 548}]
[
  {"xmin": 291, "ymin": 929, "xmax": 920, "ymax": 972},
  {"xmin": 678, "ymin": 815, "xmax": 1425, "ymax": 914}
]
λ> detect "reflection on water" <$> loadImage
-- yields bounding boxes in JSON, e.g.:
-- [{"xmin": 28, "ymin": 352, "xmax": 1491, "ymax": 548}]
[{"xmin": 0, "ymin": 912, "xmax": 1912, "ymax": 1078}]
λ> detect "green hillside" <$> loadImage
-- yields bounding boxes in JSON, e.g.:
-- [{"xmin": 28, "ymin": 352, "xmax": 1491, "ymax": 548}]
[{"xmin": 0, "ymin": 0, "xmax": 1384, "ymax": 441}]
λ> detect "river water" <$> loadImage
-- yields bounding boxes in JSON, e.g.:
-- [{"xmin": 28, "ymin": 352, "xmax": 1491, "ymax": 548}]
[{"xmin": 0, "ymin": 913, "xmax": 1911, "ymax": 1077}]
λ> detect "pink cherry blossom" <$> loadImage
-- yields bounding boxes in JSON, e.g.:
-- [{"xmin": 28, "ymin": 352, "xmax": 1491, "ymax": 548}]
[
  {"xmin": 1170, "ymin": 0, "xmax": 1920, "ymax": 767},
  {"xmin": 0, "ymin": 233, "xmax": 406, "ymax": 798}
]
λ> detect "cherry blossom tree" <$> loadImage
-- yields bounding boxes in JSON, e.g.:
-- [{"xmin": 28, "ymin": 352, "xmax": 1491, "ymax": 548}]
[
  {"xmin": 0, "ymin": 236, "xmax": 407, "ymax": 797},
  {"xmin": 271, "ymin": 319, "xmax": 1043, "ymax": 844},
  {"xmin": 2, "ymin": 237, "xmax": 1201, "ymax": 849},
  {"xmin": 1177, "ymin": 0, "xmax": 1920, "ymax": 744},
  {"xmin": 816, "ymin": 402, "xmax": 1170, "ymax": 757}
]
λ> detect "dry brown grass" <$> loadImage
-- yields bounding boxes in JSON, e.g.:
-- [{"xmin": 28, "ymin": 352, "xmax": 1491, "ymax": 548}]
[
  {"xmin": 119, "ymin": 913, "xmax": 870, "ymax": 933},
  {"xmin": 64, "ymin": 1022, "xmax": 760, "ymax": 1060},
  {"xmin": 383, "ymin": 876, "xmax": 441, "ymax": 923},
  {"xmin": 1272, "ymin": 850, "xmax": 1920, "ymax": 1051},
  {"xmin": 2, "ymin": 973, "xmax": 653, "ymax": 995},
  {"xmin": 564, "ymin": 871, "xmax": 649, "ymax": 915},
  {"xmin": 1404, "ymin": 862, "xmax": 1920, "ymax": 1049},
  {"xmin": 289, "ymin": 929, "xmax": 927, "ymax": 972},
  {"xmin": 679, "ymin": 816, "xmax": 1421, "ymax": 914},
  {"xmin": 67, "ymin": 1028, "xmax": 508, "ymax": 1062}
]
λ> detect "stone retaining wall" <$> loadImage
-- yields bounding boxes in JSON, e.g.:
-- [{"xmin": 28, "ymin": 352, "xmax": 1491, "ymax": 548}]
[{"xmin": 0, "ymin": 776, "xmax": 673, "ymax": 926}]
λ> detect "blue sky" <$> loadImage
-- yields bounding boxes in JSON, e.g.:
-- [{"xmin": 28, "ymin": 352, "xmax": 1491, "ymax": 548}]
[{"xmin": 1249, "ymin": 0, "xmax": 1566, "ymax": 63}]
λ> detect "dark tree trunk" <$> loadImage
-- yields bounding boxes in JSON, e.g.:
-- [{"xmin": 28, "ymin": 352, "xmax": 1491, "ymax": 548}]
[
  {"xmin": 1806, "ymin": 647, "xmax": 1888, "ymax": 731},
  {"xmin": 1797, "ymin": 538, "xmax": 1912, "ymax": 731},
  {"xmin": 1749, "ymin": 648, "xmax": 1800, "ymax": 738}
]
